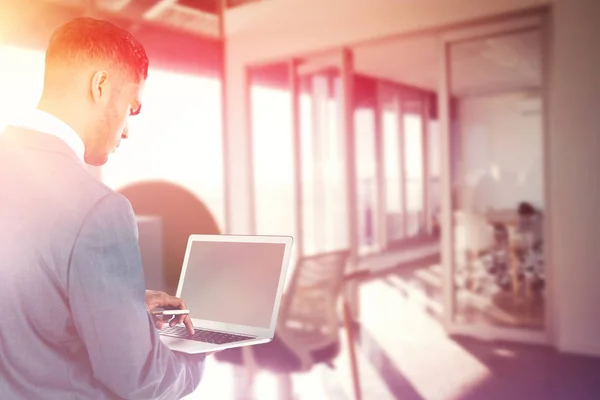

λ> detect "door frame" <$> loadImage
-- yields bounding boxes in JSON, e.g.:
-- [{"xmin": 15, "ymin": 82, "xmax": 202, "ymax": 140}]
[{"xmin": 438, "ymin": 12, "xmax": 553, "ymax": 344}]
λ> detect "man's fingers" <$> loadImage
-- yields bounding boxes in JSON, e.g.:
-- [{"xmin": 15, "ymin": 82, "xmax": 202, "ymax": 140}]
[
  {"xmin": 146, "ymin": 292, "xmax": 185, "ymax": 311},
  {"xmin": 182, "ymin": 315, "xmax": 194, "ymax": 336},
  {"xmin": 172, "ymin": 314, "xmax": 184, "ymax": 326},
  {"xmin": 153, "ymin": 316, "xmax": 165, "ymax": 330},
  {"xmin": 145, "ymin": 291, "xmax": 193, "ymax": 334},
  {"xmin": 173, "ymin": 299, "xmax": 190, "ymax": 328},
  {"xmin": 159, "ymin": 296, "xmax": 186, "ymax": 311}
]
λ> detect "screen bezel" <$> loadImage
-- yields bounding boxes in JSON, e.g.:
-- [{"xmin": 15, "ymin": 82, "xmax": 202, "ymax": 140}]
[{"xmin": 175, "ymin": 234, "xmax": 294, "ymax": 338}]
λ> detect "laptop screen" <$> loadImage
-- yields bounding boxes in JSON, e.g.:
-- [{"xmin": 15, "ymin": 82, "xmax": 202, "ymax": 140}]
[{"xmin": 179, "ymin": 240, "xmax": 286, "ymax": 329}]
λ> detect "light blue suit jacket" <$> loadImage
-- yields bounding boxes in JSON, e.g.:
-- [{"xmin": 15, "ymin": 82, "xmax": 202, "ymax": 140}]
[{"xmin": 0, "ymin": 127, "xmax": 204, "ymax": 399}]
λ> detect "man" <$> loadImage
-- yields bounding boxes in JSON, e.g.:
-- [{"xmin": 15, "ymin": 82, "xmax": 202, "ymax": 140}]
[{"xmin": 0, "ymin": 18, "xmax": 205, "ymax": 399}]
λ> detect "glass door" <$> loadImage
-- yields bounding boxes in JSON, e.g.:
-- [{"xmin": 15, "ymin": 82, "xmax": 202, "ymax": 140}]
[{"xmin": 439, "ymin": 15, "xmax": 550, "ymax": 343}]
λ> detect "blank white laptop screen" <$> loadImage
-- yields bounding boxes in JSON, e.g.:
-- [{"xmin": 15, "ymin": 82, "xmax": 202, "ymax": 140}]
[{"xmin": 179, "ymin": 241, "xmax": 286, "ymax": 328}]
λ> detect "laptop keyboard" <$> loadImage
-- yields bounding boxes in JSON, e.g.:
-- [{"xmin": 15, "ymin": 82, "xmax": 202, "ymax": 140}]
[{"xmin": 160, "ymin": 326, "xmax": 254, "ymax": 345}]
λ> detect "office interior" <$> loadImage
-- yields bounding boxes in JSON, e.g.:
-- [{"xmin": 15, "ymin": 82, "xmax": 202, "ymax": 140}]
[{"xmin": 1, "ymin": 0, "xmax": 599, "ymax": 399}]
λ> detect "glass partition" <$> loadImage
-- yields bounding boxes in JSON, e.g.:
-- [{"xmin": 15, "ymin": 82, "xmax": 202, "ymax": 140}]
[{"xmin": 443, "ymin": 27, "xmax": 547, "ymax": 333}]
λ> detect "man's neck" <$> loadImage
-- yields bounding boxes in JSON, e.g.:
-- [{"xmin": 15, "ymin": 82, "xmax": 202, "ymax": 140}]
[{"xmin": 37, "ymin": 100, "xmax": 87, "ymax": 143}]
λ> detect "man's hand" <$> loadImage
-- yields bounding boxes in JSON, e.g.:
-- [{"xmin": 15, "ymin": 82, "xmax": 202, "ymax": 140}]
[{"xmin": 145, "ymin": 290, "xmax": 194, "ymax": 336}]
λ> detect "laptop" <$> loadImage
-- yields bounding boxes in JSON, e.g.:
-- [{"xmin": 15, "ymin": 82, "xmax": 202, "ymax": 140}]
[{"xmin": 158, "ymin": 234, "xmax": 293, "ymax": 354}]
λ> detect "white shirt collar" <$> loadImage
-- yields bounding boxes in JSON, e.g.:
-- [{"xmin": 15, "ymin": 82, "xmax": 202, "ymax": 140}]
[{"xmin": 10, "ymin": 109, "xmax": 85, "ymax": 163}]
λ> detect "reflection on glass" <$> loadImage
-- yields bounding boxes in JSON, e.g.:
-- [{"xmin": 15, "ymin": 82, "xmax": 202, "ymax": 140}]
[{"xmin": 450, "ymin": 30, "xmax": 545, "ymax": 330}]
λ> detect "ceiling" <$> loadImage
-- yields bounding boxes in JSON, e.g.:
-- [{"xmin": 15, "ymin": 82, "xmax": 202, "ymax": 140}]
[
  {"xmin": 37, "ymin": 0, "xmax": 542, "ymax": 96},
  {"xmin": 44, "ymin": 0, "xmax": 263, "ymax": 38},
  {"xmin": 352, "ymin": 29, "xmax": 542, "ymax": 97}
]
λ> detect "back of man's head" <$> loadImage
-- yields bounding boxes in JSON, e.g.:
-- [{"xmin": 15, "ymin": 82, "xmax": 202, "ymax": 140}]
[
  {"xmin": 45, "ymin": 17, "xmax": 149, "ymax": 84},
  {"xmin": 40, "ymin": 17, "xmax": 149, "ymax": 166}
]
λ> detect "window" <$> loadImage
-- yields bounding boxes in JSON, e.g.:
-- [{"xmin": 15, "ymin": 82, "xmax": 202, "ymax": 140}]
[
  {"xmin": 0, "ymin": 45, "xmax": 226, "ymax": 230},
  {"xmin": 249, "ymin": 80, "xmax": 298, "ymax": 286},
  {"xmin": 403, "ymin": 108, "xmax": 424, "ymax": 237},
  {"xmin": 251, "ymin": 85, "xmax": 294, "ymax": 238},
  {"xmin": 378, "ymin": 84, "xmax": 434, "ymax": 244},
  {"xmin": 382, "ymin": 102, "xmax": 404, "ymax": 242},
  {"xmin": 300, "ymin": 75, "xmax": 349, "ymax": 255},
  {"xmin": 102, "ymin": 69, "xmax": 225, "ymax": 230},
  {"xmin": 355, "ymin": 107, "xmax": 379, "ymax": 252},
  {"xmin": 0, "ymin": 45, "xmax": 44, "ymax": 129}
]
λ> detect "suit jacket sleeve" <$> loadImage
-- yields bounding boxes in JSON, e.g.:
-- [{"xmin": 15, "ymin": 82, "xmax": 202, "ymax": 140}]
[{"xmin": 68, "ymin": 192, "xmax": 204, "ymax": 400}]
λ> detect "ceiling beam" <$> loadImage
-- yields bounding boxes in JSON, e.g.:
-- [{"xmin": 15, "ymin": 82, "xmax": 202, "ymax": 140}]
[
  {"xmin": 118, "ymin": 0, "xmax": 165, "ymax": 19},
  {"xmin": 227, "ymin": 0, "xmax": 262, "ymax": 9},
  {"xmin": 94, "ymin": 0, "xmax": 132, "ymax": 12},
  {"xmin": 143, "ymin": 0, "xmax": 176, "ymax": 19}
]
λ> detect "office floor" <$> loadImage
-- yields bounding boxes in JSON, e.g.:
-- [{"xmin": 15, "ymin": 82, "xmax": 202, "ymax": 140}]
[{"xmin": 187, "ymin": 263, "xmax": 600, "ymax": 400}]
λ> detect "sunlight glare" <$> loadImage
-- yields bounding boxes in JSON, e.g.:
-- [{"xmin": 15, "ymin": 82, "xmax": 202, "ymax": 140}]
[
  {"xmin": 0, "ymin": 45, "xmax": 225, "ymax": 229},
  {"xmin": 0, "ymin": 45, "xmax": 44, "ymax": 130},
  {"xmin": 102, "ymin": 69, "xmax": 225, "ymax": 229}
]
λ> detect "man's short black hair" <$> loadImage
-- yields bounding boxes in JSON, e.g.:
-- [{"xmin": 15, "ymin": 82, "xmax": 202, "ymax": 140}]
[
  {"xmin": 45, "ymin": 17, "xmax": 149, "ymax": 82},
  {"xmin": 518, "ymin": 201, "xmax": 536, "ymax": 216}
]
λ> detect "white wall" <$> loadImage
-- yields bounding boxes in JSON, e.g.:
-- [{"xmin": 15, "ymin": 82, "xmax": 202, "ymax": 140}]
[
  {"xmin": 548, "ymin": 0, "xmax": 600, "ymax": 357},
  {"xmin": 224, "ymin": 0, "xmax": 600, "ymax": 357},
  {"xmin": 457, "ymin": 92, "xmax": 544, "ymax": 212}
]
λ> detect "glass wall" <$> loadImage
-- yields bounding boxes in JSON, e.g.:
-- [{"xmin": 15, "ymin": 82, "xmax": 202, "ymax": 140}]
[{"xmin": 447, "ymin": 29, "xmax": 546, "ymax": 331}]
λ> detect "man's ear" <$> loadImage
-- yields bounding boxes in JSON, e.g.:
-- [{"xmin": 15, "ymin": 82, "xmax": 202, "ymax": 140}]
[{"xmin": 90, "ymin": 71, "xmax": 109, "ymax": 104}]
